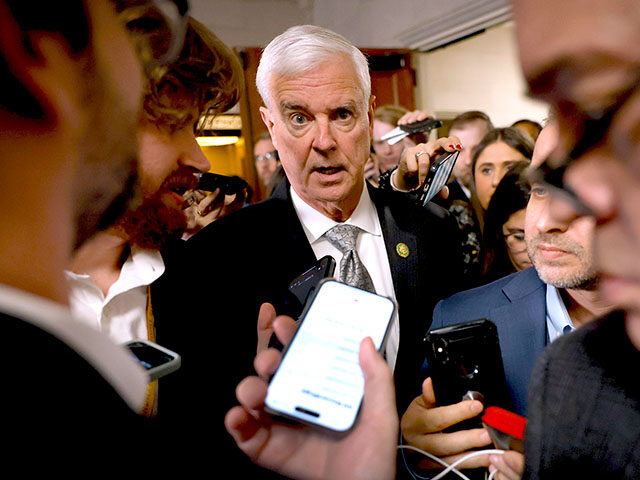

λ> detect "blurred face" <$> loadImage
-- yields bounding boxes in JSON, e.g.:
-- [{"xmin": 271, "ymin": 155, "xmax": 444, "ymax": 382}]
[
  {"xmin": 502, "ymin": 209, "xmax": 532, "ymax": 271},
  {"xmin": 449, "ymin": 121, "xmax": 489, "ymax": 189},
  {"xmin": 474, "ymin": 141, "xmax": 528, "ymax": 210},
  {"xmin": 260, "ymin": 56, "xmax": 374, "ymax": 220},
  {"xmin": 254, "ymin": 138, "xmax": 278, "ymax": 182},
  {"xmin": 514, "ymin": 0, "xmax": 640, "ymax": 315},
  {"xmin": 72, "ymin": 0, "xmax": 144, "ymax": 248},
  {"xmin": 372, "ymin": 119, "xmax": 412, "ymax": 172},
  {"xmin": 119, "ymin": 111, "xmax": 210, "ymax": 247}
]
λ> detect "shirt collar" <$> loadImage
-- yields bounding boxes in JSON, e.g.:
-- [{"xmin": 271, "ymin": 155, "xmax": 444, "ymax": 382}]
[
  {"xmin": 546, "ymin": 284, "xmax": 575, "ymax": 341},
  {"xmin": 290, "ymin": 183, "xmax": 381, "ymax": 244}
]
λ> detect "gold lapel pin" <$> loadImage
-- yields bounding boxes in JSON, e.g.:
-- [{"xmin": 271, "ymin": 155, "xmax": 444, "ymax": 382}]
[{"xmin": 396, "ymin": 242, "xmax": 410, "ymax": 258}]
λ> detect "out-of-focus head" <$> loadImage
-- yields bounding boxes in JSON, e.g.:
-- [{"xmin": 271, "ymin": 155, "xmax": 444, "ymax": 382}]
[
  {"xmin": 511, "ymin": 118, "xmax": 543, "ymax": 142},
  {"xmin": 0, "ymin": 0, "xmax": 152, "ymax": 250},
  {"xmin": 513, "ymin": 0, "xmax": 640, "ymax": 312},
  {"xmin": 482, "ymin": 162, "xmax": 532, "ymax": 279},
  {"xmin": 253, "ymin": 132, "xmax": 278, "ymax": 183},
  {"xmin": 448, "ymin": 111, "xmax": 493, "ymax": 189},
  {"xmin": 372, "ymin": 105, "xmax": 415, "ymax": 173},
  {"xmin": 256, "ymin": 25, "xmax": 374, "ymax": 221},
  {"xmin": 472, "ymin": 127, "xmax": 533, "ymax": 210},
  {"xmin": 117, "ymin": 16, "xmax": 243, "ymax": 249},
  {"xmin": 530, "ymin": 121, "xmax": 559, "ymax": 169}
]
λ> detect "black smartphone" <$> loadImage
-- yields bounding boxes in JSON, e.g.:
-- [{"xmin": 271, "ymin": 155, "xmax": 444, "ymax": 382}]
[
  {"xmin": 424, "ymin": 318, "xmax": 512, "ymax": 429},
  {"xmin": 265, "ymin": 279, "xmax": 396, "ymax": 432},
  {"xmin": 124, "ymin": 339, "xmax": 181, "ymax": 381},
  {"xmin": 269, "ymin": 256, "xmax": 337, "ymax": 350},
  {"xmin": 417, "ymin": 150, "xmax": 459, "ymax": 206},
  {"xmin": 196, "ymin": 172, "xmax": 248, "ymax": 195},
  {"xmin": 288, "ymin": 255, "xmax": 336, "ymax": 310}
]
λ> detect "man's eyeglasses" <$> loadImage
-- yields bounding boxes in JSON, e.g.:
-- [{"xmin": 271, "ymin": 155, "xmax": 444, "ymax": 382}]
[
  {"xmin": 528, "ymin": 75, "xmax": 640, "ymax": 217},
  {"xmin": 116, "ymin": 0, "xmax": 190, "ymax": 72},
  {"xmin": 255, "ymin": 151, "xmax": 278, "ymax": 163}
]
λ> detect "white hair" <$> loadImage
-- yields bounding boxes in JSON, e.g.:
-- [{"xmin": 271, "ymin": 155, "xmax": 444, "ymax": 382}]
[{"xmin": 256, "ymin": 25, "xmax": 371, "ymax": 109}]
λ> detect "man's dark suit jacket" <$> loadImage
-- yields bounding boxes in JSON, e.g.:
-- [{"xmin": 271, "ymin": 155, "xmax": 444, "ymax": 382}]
[
  {"xmin": 0, "ymin": 309, "xmax": 162, "ymax": 475},
  {"xmin": 152, "ymin": 179, "xmax": 464, "ymax": 474},
  {"xmin": 429, "ymin": 267, "xmax": 549, "ymax": 415}
]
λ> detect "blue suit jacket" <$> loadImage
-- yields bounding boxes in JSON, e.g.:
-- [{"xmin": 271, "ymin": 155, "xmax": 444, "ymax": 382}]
[{"xmin": 430, "ymin": 267, "xmax": 548, "ymax": 415}]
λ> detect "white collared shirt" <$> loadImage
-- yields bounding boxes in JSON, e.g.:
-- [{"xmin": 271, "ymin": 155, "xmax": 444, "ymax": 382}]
[
  {"xmin": 65, "ymin": 248, "xmax": 165, "ymax": 343},
  {"xmin": 290, "ymin": 184, "xmax": 400, "ymax": 372},
  {"xmin": 0, "ymin": 283, "xmax": 147, "ymax": 412},
  {"xmin": 546, "ymin": 285, "xmax": 575, "ymax": 342}
]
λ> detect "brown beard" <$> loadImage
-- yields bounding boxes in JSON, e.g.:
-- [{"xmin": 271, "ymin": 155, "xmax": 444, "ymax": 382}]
[{"xmin": 113, "ymin": 169, "xmax": 197, "ymax": 249}]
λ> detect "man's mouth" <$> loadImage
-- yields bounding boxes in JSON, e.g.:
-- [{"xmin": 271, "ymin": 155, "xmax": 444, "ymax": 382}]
[{"xmin": 314, "ymin": 166, "xmax": 344, "ymax": 175}]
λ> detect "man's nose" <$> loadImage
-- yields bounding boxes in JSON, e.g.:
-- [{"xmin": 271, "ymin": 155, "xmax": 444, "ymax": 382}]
[
  {"xmin": 312, "ymin": 118, "xmax": 337, "ymax": 152},
  {"xmin": 180, "ymin": 133, "xmax": 211, "ymax": 173}
]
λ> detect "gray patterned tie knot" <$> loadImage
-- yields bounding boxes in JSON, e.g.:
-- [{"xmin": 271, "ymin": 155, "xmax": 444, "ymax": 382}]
[{"xmin": 324, "ymin": 224, "xmax": 376, "ymax": 293}]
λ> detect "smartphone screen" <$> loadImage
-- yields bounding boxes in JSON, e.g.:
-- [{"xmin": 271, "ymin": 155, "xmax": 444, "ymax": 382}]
[
  {"xmin": 265, "ymin": 279, "xmax": 395, "ymax": 432},
  {"xmin": 418, "ymin": 150, "xmax": 459, "ymax": 205}
]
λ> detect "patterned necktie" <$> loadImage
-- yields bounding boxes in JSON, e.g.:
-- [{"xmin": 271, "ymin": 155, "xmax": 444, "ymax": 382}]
[{"xmin": 324, "ymin": 224, "xmax": 376, "ymax": 293}]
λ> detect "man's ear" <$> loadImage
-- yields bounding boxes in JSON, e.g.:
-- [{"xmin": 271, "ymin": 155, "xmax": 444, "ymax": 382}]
[
  {"xmin": 260, "ymin": 106, "xmax": 277, "ymax": 148},
  {"xmin": 368, "ymin": 95, "xmax": 376, "ymax": 137},
  {"xmin": 23, "ymin": 32, "xmax": 85, "ymax": 131},
  {"xmin": 0, "ymin": 0, "xmax": 84, "ymax": 131}
]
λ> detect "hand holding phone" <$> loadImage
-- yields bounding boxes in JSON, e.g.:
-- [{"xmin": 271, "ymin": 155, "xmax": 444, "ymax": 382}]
[
  {"xmin": 417, "ymin": 150, "xmax": 459, "ymax": 205},
  {"xmin": 423, "ymin": 319, "xmax": 512, "ymax": 430},
  {"xmin": 265, "ymin": 279, "xmax": 396, "ymax": 432}
]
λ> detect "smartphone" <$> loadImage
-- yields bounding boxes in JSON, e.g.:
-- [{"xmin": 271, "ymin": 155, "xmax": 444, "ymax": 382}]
[
  {"xmin": 424, "ymin": 318, "xmax": 512, "ymax": 429},
  {"xmin": 196, "ymin": 172, "xmax": 248, "ymax": 195},
  {"xmin": 124, "ymin": 339, "xmax": 181, "ymax": 381},
  {"xmin": 288, "ymin": 255, "xmax": 336, "ymax": 310},
  {"xmin": 269, "ymin": 256, "xmax": 337, "ymax": 350},
  {"xmin": 417, "ymin": 150, "xmax": 459, "ymax": 206},
  {"xmin": 265, "ymin": 279, "xmax": 396, "ymax": 432}
]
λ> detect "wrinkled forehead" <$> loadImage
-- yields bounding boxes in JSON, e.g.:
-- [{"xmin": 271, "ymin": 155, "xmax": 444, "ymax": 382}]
[{"xmin": 513, "ymin": 0, "xmax": 640, "ymax": 101}]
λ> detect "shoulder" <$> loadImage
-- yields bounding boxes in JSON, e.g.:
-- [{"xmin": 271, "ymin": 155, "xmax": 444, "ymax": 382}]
[{"xmin": 434, "ymin": 268, "xmax": 543, "ymax": 320}]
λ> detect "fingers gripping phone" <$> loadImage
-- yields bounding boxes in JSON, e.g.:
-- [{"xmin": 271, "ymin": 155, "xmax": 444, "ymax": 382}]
[
  {"xmin": 124, "ymin": 339, "xmax": 181, "ymax": 381},
  {"xmin": 424, "ymin": 319, "xmax": 512, "ymax": 429},
  {"xmin": 417, "ymin": 150, "xmax": 459, "ymax": 205},
  {"xmin": 265, "ymin": 279, "xmax": 396, "ymax": 432}
]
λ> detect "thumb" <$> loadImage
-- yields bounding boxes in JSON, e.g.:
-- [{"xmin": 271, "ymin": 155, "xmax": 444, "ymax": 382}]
[{"xmin": 359, "ymin": 338, "xmax": 397, "ymax": 417}]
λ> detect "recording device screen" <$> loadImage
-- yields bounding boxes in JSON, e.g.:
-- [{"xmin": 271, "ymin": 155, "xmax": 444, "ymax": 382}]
[
  {"xmin": 288, "ymin": 255, "xmax": 336, "ymax": 309},
  {"xmin": 418, "ymin": 150, "xmax": 459, "ymax": 205},
  {"xmin": 266, "ymin": 279, "xmax": 395, "ymax": 432}
]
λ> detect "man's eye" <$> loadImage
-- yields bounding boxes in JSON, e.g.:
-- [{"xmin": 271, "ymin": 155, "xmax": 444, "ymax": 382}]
[
  {"xmin": 531, "ymin": 185, "xmax": 549, "ymax": 197},
  {"xmin": 291, "ymin": 113, "xmax": 308, "ymax": 125},
  {"xmin": 336, "ymin": 109, "xmax": 352, "ymax": 120}
]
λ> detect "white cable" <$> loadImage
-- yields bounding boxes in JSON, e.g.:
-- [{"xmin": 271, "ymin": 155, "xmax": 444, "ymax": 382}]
[
  {"xmin": 488, "ymin": 469, "xmax": 498, "ymax": 480},
  {"xmin": 429, "ymin": 449, "xmax": 505, "ymax": 480},
  {"xmin": 397, "ymin": 445, "xmax": 472, "ymax": 480},
  {"xmin": 397, "ymin": 445, "xmax": 506, "ymax": 480}
]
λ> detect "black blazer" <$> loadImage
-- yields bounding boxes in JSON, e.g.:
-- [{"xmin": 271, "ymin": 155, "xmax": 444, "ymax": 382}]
[{"xmin": 151, "ymin": 180, "xmax": 464, "ymax": 475}]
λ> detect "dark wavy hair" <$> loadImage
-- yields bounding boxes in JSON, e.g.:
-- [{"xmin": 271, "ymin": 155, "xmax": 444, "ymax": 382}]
[
  {"xmin": 481, "ymin": 161, "xmax": 531, "ymax": 282},
  {"xmin": 471, "ymin": 127, "xmax": 534, "ymax": 179}
]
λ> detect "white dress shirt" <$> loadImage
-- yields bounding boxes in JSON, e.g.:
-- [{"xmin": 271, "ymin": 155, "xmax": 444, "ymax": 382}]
[
  {"xmin": 0, "ymin": 283, "xmax": 147, "ymax": 411},
  {"xmin": 65, "ymin": 248, "xmax": 165, "ymax": 344},
  {"xmin": 290, "ymin": 184, "xmax": 400, "ymax": 371},
  {"xmin": 546, "ymin": 284, "xmax": 575, "ymax": 342}
]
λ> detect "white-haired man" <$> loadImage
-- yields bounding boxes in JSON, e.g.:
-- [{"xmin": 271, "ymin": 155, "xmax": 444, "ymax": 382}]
[{"xmin": 158, "ymin": 24, "xmax": 464, "ymax": 477}]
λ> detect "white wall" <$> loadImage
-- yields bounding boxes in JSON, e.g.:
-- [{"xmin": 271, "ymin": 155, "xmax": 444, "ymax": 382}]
[
  {"xmin": 414, "ymin": 22, "xmax": 549, "ymax": 127},
  {"xmin": 189, "ymin": 0, "xmax": 314, "ymax": 48}
]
